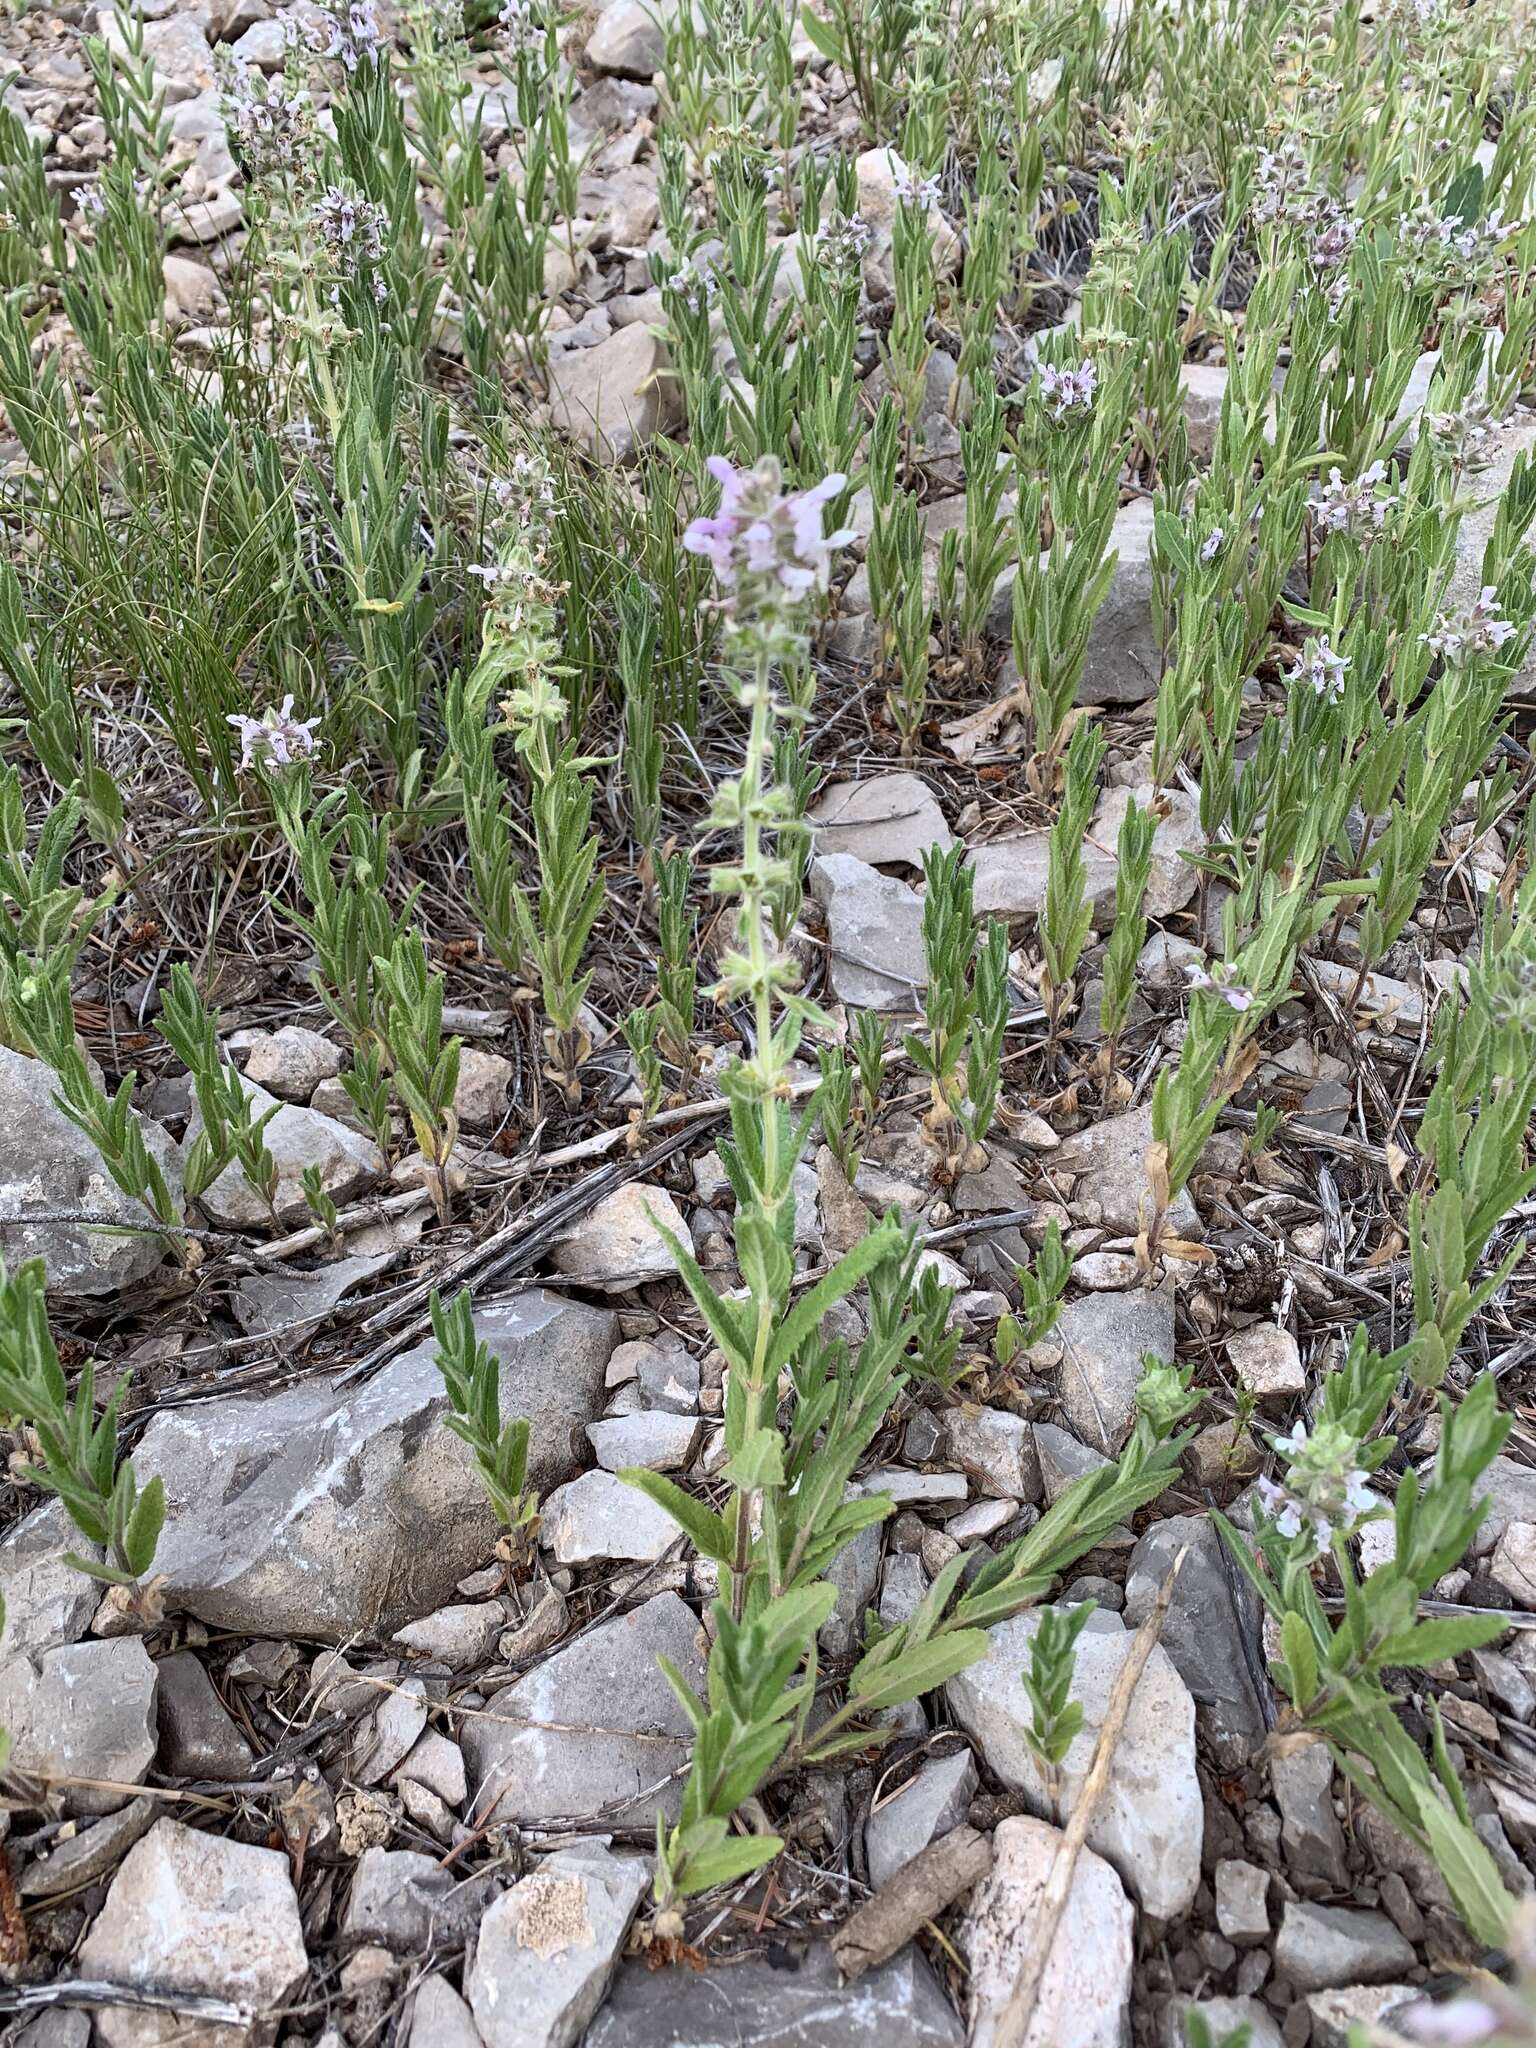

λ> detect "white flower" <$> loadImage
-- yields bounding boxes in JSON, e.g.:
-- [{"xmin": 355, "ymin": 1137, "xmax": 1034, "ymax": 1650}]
[
  {"xmin": 1184, "ymin": 959, "xmax": 1255, "ymax": 1012},
  {"xmin": 1289, "ymin": 636, "xmax": 1349, "ymax": 703},
  {"xmin": 227, "ymin": 697, "xmax": 320, "ymax": 771}
]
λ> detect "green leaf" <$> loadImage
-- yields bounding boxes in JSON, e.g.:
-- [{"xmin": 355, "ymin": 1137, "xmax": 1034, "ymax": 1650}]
[
  {"xmin": 1278, "ymin": 1612, "xmax": 1317, "ymax": 1707},
  {"xmin": 847, "ymin": 1627, "xmax": 991, "ymax": 1711},
  {"xmin": 647, "ymin": 1217, "xmax": 754, "ymax": 1376},
  {"xmin": 767, "ymin": 1221, "xmax": 906, "ymax": 1372},
  {"xmin": 122, "ymin": 1473, "xmax": 164, "ymax": 1579},
  {"xmin": 619, "ymin": 1469, "xmax": 731, "ymax": 1563},
  {"xmin": 1374, "ymin": 1612, "xmax": 1509, "ymax": 1669},
  {"xmin": 677, "ymin": 1831, "xmax": 785, "ymax": 1896},
  {"xmin": 722, "ymin": 1426, "xmax": 786, "ymax": 1492}
]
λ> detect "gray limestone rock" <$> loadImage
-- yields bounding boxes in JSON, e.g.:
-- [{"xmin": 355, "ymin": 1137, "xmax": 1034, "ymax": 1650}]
[
  {"xmin": 949, "ymin": 1606, "xmax": 1202, "ymax": 1919},
  {"xmin": 186, "ymin": 1077, "xmax": 384, "ymax": 1228},
  {"xmin": 1124, "ymin": 1514, "xmax": 1268, "ymax": 1767},
  {"xmin": 866, "ymin": 1752, "xmax": 978, "ymax": 1889},
  {"xmin": 1056, "ymin": 1284, "xmax": 1176, "ymax": 1456},
  {"xmin": 963, "ymin": 1815, "xmax": 1133, "ymax": 2048},
  {"xmin": 809, "ymin": 776, "xmax": 954, "ymax": 870},
  {"xmin": 1051, "ymin": 1103, "xmax": 1202, "ymax": 1241},
  {"xmin": 1273, "ymin": 1902, "xmax": 1416, "ymax": 1993},
  {"xmin": 77, "ymin": 1818, "xmax": 307, "ymax": 2048},
  {"xmin": 587, "ymin": 1943, "xmax": 962, "ymax": 2046},
  {"xmin": 155, "ymin": 1652, "xmax": 255, "ymax": 1782},
  {"xmin": 133, "ymin": 1290, "xmax": 616, "ymax": 1638},
  {"xmin": 0, "ymin": 1499, "xmax": 101, "ymax": 1660},
  {"xmin": 0, "ymin": 1637, "xmax": 159, "ymax": 1816},
  {"xmin": 0, "ymin": 1044, "xmax": 183, "ymax": 1296},
  {"xmin": 468, "ymin": 1839, "xmax": 651, "ymax": 2048},
  {"xmin": 809, "ymin": 853, "xmax": 929, "ymax": 1010},
  {"xmin": 461, "ymin": 1590, "xmax": 706, "ymax": 1827}
]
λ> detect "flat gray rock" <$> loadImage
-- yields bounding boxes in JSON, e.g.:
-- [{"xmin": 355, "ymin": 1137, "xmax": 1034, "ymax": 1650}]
[
  {"xmin": 964, "ymin": 1815, "xmax": 1132, "ymax": 2048},
  {"xmin": 866, "ymin": 1751, "xmax": 977, "ymax": 1890},
  {"xmin": 586, "ymin": 1943, "xmax": 963, "ymax": 2046},
  {"xmin": 1056, "ymin": 1284, "xmax": 1176, "ymax": 1455},
  {"xmin": 541, "ymin": 1469, "xmax": 680, "ymax": 1564},
  {"xmin": 78, "ymin": 1818, "xmax": 307, "ymax": 2048},
  {"xmin": 186, "ymin": 1077, "xmax": 385, "ymax": 1228},
  {"xmin": 966, "ymin": 829, "xmax": 1119, "ymax": 923},
  {"xmin": 1051, "ymin": 1103, "xmax": 1203, "ymax": 1241},
  {"xmin": 0, "ymin": 1044, "xmax": 183, "ymax": 1296},
  {"xmin": 550, "ymin": 1182, "xmax": 686, "ymax": 1291},
  {"xmin": 461, "ymin": 1590, "xmax": 706, "ymax": 1827},
  {"xmin": 0, "ymin": 1499, "xmax": 101, "ymax": 1661},
  {"xmin": 0, "ymin": 1637, "xmax": 158, "ymax": 1816},
  {"xmin": 1274, "ymin": 1902, "xmax": 1417, "ymax": 1993},
  {"xmin": 949, "ymin": 1606, "xmax": 1202, "ymax": 1920},
  {"xmin": 809, "ymin": 775, "xmax": 954, "ymax": 870},
  {"xmin": 468, "ymin": 1839, "xmax": 650, "ymax": 2048},
  {"xmin": 809, "ymin": 853, "xmax": 929, "ymax": 1010},
  {"xmin": 1125, "ymin": 1514, "xmax": 1268, "ymax": 1767},
  {"xmin": 155, "ymin": 1652, "xmax": 254, "ymax": 1782},
  {"xmin": 945, "ymin": 1407, "xmax": 1042, "ymax": 1502},
  {"xmin": 134, "ymin": 1290, "xmax": 616, "ymax": 1638}
]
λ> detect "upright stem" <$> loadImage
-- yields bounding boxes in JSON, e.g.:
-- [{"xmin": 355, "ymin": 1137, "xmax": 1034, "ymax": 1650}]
[{"xmin": 729, "ymin": 641, "xmax": 784, "ymax": 1621}]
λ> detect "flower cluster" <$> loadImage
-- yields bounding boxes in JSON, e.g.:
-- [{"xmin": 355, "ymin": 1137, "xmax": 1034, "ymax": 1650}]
[
  {"xmin": 1289, "ymin": 635, "xmax": 1350, "ymax": 703},
  {"xmin": 666, "ymin": 253, "xmax": 717, "ymax": 317},
  {"xmin": 1308, "ymin": 205, "xmax": 1358, "ymax": 276},
  {"xmin": 285, "ymin": 0, "xmax": 385, "ymax": 69},
  {"xmin": 682, "ymin": 457, "xmax": 853, "ymax": 608},
  {"xmin": 1184, "ymin": 958, "xmax": 1255, "ymax": 1012},
  {"xmin": 1253, "ymin": 139, "xmax": 1313, "ymax": 227},
  {"xmin": 71, "ymin": 183, "xmax": 107, "ymax": 224},
  {"xmin": 1256, "ymin": 1419, "xmax": 1376, "ymax": 1555},
  {"xmin": 499, "ymin": 0, "xmax": 544, "ymax": 56},
  {"xmin": 312, "ymin": 184, "xmax": 390, "ymax": 299},
  {"xmin": 893, "ymin": 166, "xmax": 941, "ymax": 208},
  {"xmin": 1425, "ymin": 395, "xmax": 1501, "ymax": 473},
  {"xmin": 814, "ymin": 211, "xmax": 872, "ymax": 286},
  {"xmin": 227, "ymin": 696, "xmax": 321, "ymax": 772},
  {"xmin": 1422, "ymin": 586, "xmax": 1519, "ymax": 667},
  {"xmin": 220, "ymin": 56, "xmax": 309, "ymax": 181},
  {"xmin": 1309, "ymin": 461, "xmax": 1397, "ymax": 543},
  {"xmin": 1036, "ymin": 358, "xmax": 1097, "ymax": 421}
]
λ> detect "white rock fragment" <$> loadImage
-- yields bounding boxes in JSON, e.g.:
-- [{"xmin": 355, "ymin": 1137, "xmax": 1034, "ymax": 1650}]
[
  {"xmin": 550, "ymin": 1183, "xmax": 687, "ymax": 1290},
  {"xmin": 468, "ymin": 1839, "xmax": 651, "ymax": 2048},
  {"xmin": 963, "ymin": 1815, "xmax": 1133, "ymax": 2048},
  {"xmin": 949, "ymin": 1606, "xmax": 1202, "ymax": 1919},
  {"xmin": 78, "ymin": 1818, "xmax": 307, "ymax": 2048},
  {"xmin": 1226, "ymin": 1323, "xmax": 1305, "ymax": 1406}
]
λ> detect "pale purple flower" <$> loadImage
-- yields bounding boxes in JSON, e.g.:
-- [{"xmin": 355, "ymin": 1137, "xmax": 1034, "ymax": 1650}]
[
  {"xmin": 1393, "ymin": 1997, "xmax": 1515, "ymax": 2045},
  {"xmin": 72, "ymin": 183, "xmax": 107, "ymax": 219},
  {"xmin": 1426, "ymin": 395, "xmax": 1499, "ymax": 472},
  {"xmin": 1256, "ymin": 1419, "xmax": 1376, "ymax": 1556},
  {"xmin": 682, "ymin": 457, "xmax": 854, "ymax": 605},
  {"xmin": 227, "ymin": 696, "xmax": 320, "ymax": 771},
  {"xmin": 1289, "ymin": 636, "xmax": 1349, "ymax": 703},
  {"xmin": 221, "ymin": 57, "xmax": 308, "ymax": 179},
  {"xmin": 1198, "ymin": 527, "xmax": 1225, "ymax": 564},
  {"xmin": 1310, "ymin": 461, "xmax": 1397, "ymax": 542},
  {"xmin": 311, "ymin": 184, "xmax": 389, "ymax": 297},
  {"xmin": 1422, "ymin": 586, "xmax": 1519, "ymax": 666},
  {"xmin": 1037, "ymin": 358, "xmax": 1098, "ymax": 422},
  {"xmin": 1309, "ymin": 206, "xmax": 1359, "ymax": 273},
  {"xmin": 893, "ymin": 167, "xmax": 940, "ymax": 207},
  {"xmin": 321, "ymin": 0, "xmax": 384, "ymax": 67},
  {"xmin": 1184, "ymin": 959, "xmax": 1255, "ymax": 1012},
  {"xmin": 1253, "ymin": 139, "xmax": 1312, "ymax": 226},
  {"xmin": 499, "ymin": 0, "xmax": 542, "ymax": 52},
  {"xmin": 666, "ymin": 253, "xmax": 717, "ymax": 315}
]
